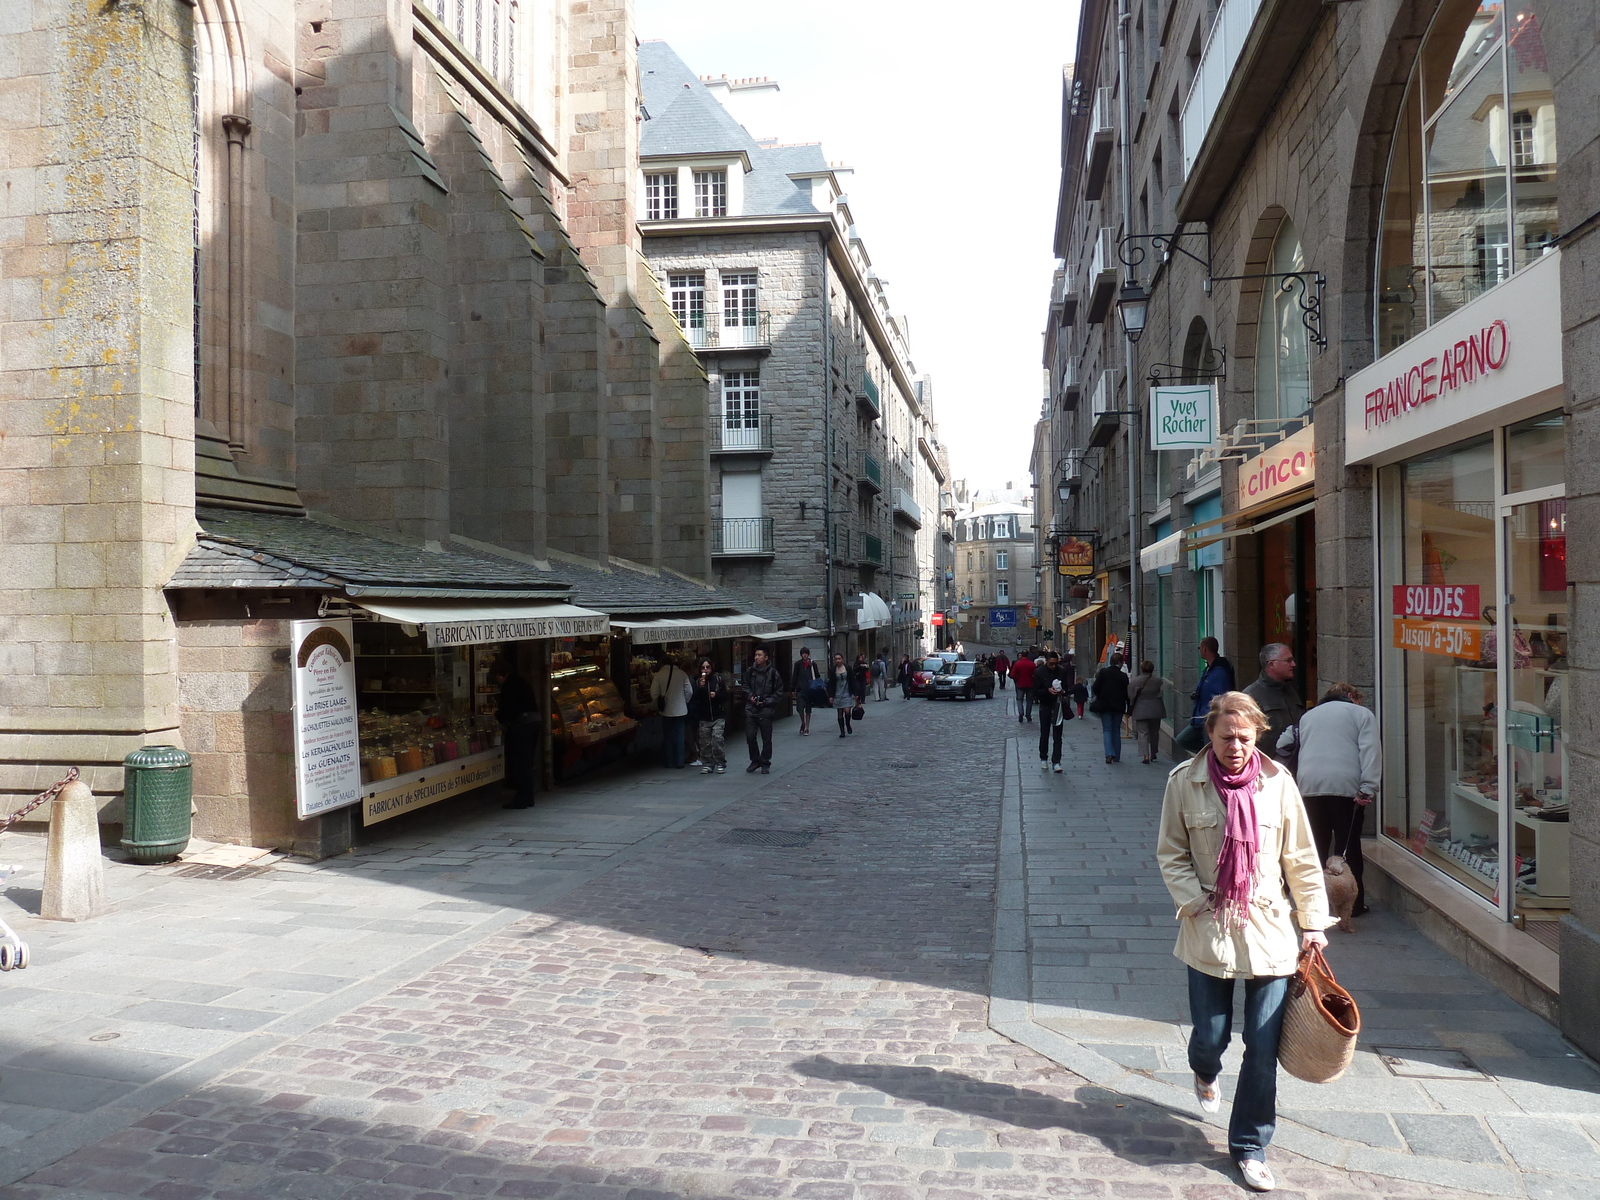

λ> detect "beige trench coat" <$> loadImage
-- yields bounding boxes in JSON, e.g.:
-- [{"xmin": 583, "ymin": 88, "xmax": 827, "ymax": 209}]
[{"xmin": 1156, "ymin": 751, "xmax": 1336, "ymax": 979}]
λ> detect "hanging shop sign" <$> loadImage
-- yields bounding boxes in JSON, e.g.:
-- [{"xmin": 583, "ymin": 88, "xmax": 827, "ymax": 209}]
[
  {"xmin": 990, "ymin": 607, "xmax": 1018, "ymax": 628},
  {"xmin": 1150, "ymin": 384, "xmax": 1217, "ymax": 450},
  {"xmin": 290, "ymin": 619, "xmax": 362, "ymax": 820},
  {"xmin": 1344, "ymin": 249, "xmax": 1563, "ymax": 466},
  {"xmin": 1393, "ymin": 584, "xmax": 1481, "ymax": 621},
  {"xmin": 1237, "ymin": 424, "xmax": 1315, "ymax": 509},
  {"xmin": 930, "ymin": 612, "xmax": 945, "ymax": 627},
  {"xmin": 1056, "ymin": 537, "xmax": 1095, "ymax": 578}
]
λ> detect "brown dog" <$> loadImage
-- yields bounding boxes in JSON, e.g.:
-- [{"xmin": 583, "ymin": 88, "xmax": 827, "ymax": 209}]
[{"xmin": 1324, "ymin": 855, "xmax": 1359, "ymax": 932}]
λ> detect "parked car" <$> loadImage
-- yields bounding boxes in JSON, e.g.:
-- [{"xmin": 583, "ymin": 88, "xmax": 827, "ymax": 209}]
[
  {"xmin": 908, "ymin": 656, "xmax": 946, "ymax": 698},
  {"xmin": 931, "ymin": 660, "xmax": 996, "ymax": 701}
]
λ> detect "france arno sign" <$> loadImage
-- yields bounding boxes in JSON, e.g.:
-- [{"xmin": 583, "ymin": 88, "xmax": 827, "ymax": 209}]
[{"xmin": 1150, "ymin": 384, "xmax": 1217, "ymax": 450}]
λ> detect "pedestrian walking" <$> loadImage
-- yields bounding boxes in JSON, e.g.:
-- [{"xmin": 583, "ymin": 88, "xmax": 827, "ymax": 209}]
[
  {"xmin": 789, "ymin": 646, "xmax": 820, "ymax": 736},
  {"xmin": 649, "ymin": 656, "xmax": 693, "ymax": 769},
  {"xmin": 1244, "ymin": 643, "xmax": 1303, "ymax": 761},
  {"xmin": 495, "ymin": 650, "xmax": 542, "ymax": 810},
  {"xmin": 1089, "ymin": 654, "xmax": 1131, "ymax": 763},
  {"xmin": 829, "ymin": 653, "xmax": 859, "ymax": 737},
  {"xmin": 1128, "ymin": 659, "xmax": 1169, "ymax": 764},
  {"xmin": 897, "ymin": 654, "xmax": 914, "ymax": 699},
  {"xmin": 871, "ymin": 653, "xmax": 889, "ymax": 701},
  {"xmin": 1033, "ymin": 651, "xmax": 1074, "ymax": 771},
  {"xmin": 1177, "ymin": 636, "xmax": 1236, "ymax": 755},
  {"xmin": 995, "ymin": 651, "xmax": 1010, "ymax": 690},
  {"xmin": 741, "ymin": 647, "xmax": 782, "ymax": 774},
  {"xmin": 1010, "ymin": 650, "xmax": 1037, "ymax": 722},
  {"xmin": 688, "ymin": 658, "xmax": 728, "ymax": 774},
  {"xmin": 850, "ymin": 654, "xmax": 870, "ymax": 706},
  {"xmin": 1071, "ymin": 678, "xmax": 1089, "ymax": 718},
  {"xmin": 1278, "ymin": 682, "xmax": 1380, "ymax": 918},
  {"xmin": 1156, "ymin": 691, "xmax": 1334, "ymax": 1193}
]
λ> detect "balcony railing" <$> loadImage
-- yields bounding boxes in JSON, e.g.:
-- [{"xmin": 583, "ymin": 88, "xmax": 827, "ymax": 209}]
[
  {"xmin": 1181, "ymin": 0, "xmax": 1265, "ymax": 177},
  {"xmin": 711, "ymin": 414, "xmax": 774, "ymax": 453},
  {"xmin": 864, "ymin": 534, "xmax": 884, "ymax": 565},
  {"xmin": 859, "ymin": 452, "xmax": 883, "ymax": 492},
  {"xmin": 858, "ymin": 371, "xmax": 881, "ymax": 416},
  {"xmin": 678, "ymin": 310, "xmax": 772, "ymax": 351},
  {"xmin": 711, "ymin": 517, "xmax": 774, "ymax": 556},
  {"xmin": 892, "ymin": 487, "xmax": 922, "ymax": 528}
]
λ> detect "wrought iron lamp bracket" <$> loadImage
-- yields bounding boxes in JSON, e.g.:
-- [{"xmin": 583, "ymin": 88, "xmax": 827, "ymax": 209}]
[
  {"xmin": 1117, "ymin": 227, "xmax": 1212, "ymax": 277},
  {"xmin": 1146, "ymin": 346, "xmax": 1228, "ymax": 386},
  {"xmin": 1205, "ymin": 270, "xmax": 1328, "ymax": 350}
]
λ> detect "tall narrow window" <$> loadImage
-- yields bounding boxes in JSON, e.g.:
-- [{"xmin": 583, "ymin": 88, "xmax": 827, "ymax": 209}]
[
  {"xmin": 997, "ymin": 581, "xmax": 1010, "ymax": 603},
  {"xmin": 668, "ymin": 272, "xmax": 705, "ymax": 345},
  {"xmin": 722, "ymin": 271, "xmax": 758, "ymax": 345},
  {"xmin": 694, "ymin": 169, "xmax": 728, "ymax": 217},
  {"xmin": 645, "ymin": 172, "xmax": 678, "ymax": 220},
  {"xmin": 721, "ymin": 370, "xmax": 761, "ymax": 450},
  {"xmin": 996, "ymin": 550, "xmax": 1008, "ymax": 570}
]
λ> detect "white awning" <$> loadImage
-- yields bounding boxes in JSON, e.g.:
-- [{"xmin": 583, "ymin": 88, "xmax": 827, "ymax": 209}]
[
  {"xmin": 857, "ymin": 593, "xmax": 892, "ymax": 629},
  {"xmin": 1140, "ymin": 531, "xmax": 1184, "ymax": 573},
  {"xmin": 779, "ymin": 625, "xmax": 826, "ymax": 641},
  {"xmin": 612, "ymin": 613, "xmax": 778, "ymax": 645},
  {"xmin": 355, "ymin": 599, "xmax": 609, "ymax": 647}
]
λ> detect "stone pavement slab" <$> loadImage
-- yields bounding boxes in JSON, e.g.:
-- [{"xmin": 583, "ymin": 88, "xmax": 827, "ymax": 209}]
[
  {"xmin": 0, "ymin": 692, "xmax": 1455, "ymax": 1200},
  {"xmin": 990, "ymin": 707, "xmax": 1600, "ymax": 1197},
  {"xmin": 0, "ymin": 699, "xmax": 925, "ymax": 1185}
]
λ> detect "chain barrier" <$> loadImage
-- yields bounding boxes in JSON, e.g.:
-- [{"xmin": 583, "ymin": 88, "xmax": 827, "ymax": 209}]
[{"xmin": 0, "ymin": 766, "xmax": 80, "ymax": 837}]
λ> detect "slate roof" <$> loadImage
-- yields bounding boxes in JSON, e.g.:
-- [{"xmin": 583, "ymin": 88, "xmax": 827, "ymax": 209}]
[
  {"xmin": 638, "ymin": 41, "xmax": 820, "ymax": 219},
  {"xmin": 170, "ymin": 507, "xmax": 805, "ymax": 624}
]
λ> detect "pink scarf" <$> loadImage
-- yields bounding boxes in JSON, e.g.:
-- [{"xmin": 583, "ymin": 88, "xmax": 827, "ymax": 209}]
[{"xmin": 1207, "ymin": 747, "xmax": 1264, "ymax": 932}]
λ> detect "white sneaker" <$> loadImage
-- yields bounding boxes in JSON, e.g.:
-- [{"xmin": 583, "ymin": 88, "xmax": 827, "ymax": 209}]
[
  {"xmin": 1040, "ymin": 760, "xmax": 1050, "ymax": 769},
  {"xmin": 1194, "ymin": 1073, "xmax": 1221, "ymax": 1114},
  {"xmin": 1237, "ymin": 1159, "xmax": 1275, "ymax": 1192},
  {"xmin": 1052, "ymin": 763, "xmax": 1063, "ymax": 773}
]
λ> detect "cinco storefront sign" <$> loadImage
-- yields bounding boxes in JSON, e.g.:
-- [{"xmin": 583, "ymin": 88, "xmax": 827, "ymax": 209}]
[{"xmin": 1237, "ymin": 424, "xmax": 1315, "ymax": 509}]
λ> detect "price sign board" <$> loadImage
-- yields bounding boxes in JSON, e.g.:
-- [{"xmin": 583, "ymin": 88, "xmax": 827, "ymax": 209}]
[
  {"xmin": 1392, "ymin": 584, "xmax": 1481, "ymax": 621},
  {"xmin": 1392, "ymin": 618, "xmax": 1482, "ymax": 660}
]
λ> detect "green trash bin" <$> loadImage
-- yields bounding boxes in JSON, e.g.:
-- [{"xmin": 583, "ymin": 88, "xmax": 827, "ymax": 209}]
[{"xmin": 121, "ymin": 745, "xmax": 193, "ymax": 863}]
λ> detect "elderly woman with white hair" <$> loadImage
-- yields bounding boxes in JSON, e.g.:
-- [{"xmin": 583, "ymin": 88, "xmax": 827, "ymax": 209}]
[{"xmin": 1157, "ymin": 690, "xmax": 1335, "ymax": 1193}]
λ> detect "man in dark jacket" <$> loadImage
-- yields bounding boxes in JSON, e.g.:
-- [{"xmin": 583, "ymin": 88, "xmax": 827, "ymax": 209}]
[
  {"xmin": 1033, "ymin": 652, "xmax": 1075, "ymax": 772},
  {"xmin": 1189, "ymin": 636, "xmax": 1236, "ymax": 726},
  {"xmin": 742, "ymin": 647, "xmax": 784, "ymax": 774},
  {"xmin": 1244, "ymin": 642, "xmax": 1303, "ymax": 761},
  {"xmin": 496, "ymin": 651, "xmax": 542, "ymax": 809},
  {"xmin": 789, "ymin": 647, "xmax": 820, "ymax": 736}
]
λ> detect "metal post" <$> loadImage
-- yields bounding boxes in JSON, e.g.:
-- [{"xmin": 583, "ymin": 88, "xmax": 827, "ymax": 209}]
[
  {"xmin": 1117, "ymin": 0, "xmax": 1141, "ymax": 668},
  {"xmin": 821, "ymin": 232, "xmax": 835, "ymax": 657}
]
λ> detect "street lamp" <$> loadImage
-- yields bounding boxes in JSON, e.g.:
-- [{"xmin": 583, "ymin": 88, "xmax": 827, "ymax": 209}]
[{"xmin": 1117, "ymin": 280, "xmax": 1148, "ymax": 343}]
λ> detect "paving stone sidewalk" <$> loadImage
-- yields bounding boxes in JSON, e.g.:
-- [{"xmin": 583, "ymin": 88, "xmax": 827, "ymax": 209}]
[
  {"xmin": 989, "ymin": 706, "xmax": 1600, "ymax": 1198},
  {"xmin": 0, "ymin": 694, "xmax": 1457, "ymax": 1199},
  {"xmin": 0, "ymin": 700, "xmax": 920, "ymax": 1186}
]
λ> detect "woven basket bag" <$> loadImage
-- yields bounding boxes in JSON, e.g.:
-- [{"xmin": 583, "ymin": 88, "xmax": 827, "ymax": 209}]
[{"xmin": 1277, "ymin": 945, "xmax": 1361, "ymax": 1083}]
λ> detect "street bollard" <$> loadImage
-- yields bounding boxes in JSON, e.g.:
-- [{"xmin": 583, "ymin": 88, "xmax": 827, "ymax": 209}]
[{"xmin": 41, "ymin": 780, "xmax": 106, "ymax": 922}]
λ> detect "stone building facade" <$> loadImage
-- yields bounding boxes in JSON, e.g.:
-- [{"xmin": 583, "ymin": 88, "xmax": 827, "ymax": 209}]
[
  {"xmin": 1, "ymin": 1, "xmax": 715, "ymax": 848},
  {"xmin": 952, "ymin": 492, "xmax": 1036, "ymax": 653},
  {"xmin": 636, "ymin": 43, "xmax": 947, "ymax": 662},
  {"xmin": 1041, "ymin": 0, "xmax": 1600, "ymax": 1054}
]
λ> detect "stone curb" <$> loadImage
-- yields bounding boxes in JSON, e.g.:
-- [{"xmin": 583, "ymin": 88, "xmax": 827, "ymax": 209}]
[{"xmin": 987, "ymin": 734, "xmax": 1531, "ymax": 1199}]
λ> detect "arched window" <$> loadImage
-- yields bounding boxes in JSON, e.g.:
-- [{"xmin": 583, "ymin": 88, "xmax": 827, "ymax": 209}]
[
  {"xmin": 1375, "ymin": 3, "xmax": 1556, "ymax": 354},
  {"xmin": 1254, "ymin": 219, "xmax": 1311, "ymax": 422}
]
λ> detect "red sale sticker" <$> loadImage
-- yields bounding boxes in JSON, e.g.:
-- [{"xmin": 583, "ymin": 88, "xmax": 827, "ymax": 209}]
[{"xmin": 1392, "ymin": 584, "xmax": 1481, "ymax": 621}]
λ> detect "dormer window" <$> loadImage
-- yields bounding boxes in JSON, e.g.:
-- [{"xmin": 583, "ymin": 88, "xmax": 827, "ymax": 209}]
[
  {"xmin": 694, "ymin": 169, "xmax": 728, "ymax": 217},
  {"xmin": 645, "ymin": 172, "xmax": 678, "ymax": 221}
]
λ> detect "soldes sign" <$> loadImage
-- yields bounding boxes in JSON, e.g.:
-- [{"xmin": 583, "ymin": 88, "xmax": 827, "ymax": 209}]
[{"xmin": 1392, "ymin": 584, "xmax": 1481, "ymax": 621}]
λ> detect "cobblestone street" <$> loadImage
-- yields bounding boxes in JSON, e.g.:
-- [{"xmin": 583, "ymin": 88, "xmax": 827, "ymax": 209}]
[{"xmin": 0, "ymin": 698, "xmax": 1523, "ymax": 1198}]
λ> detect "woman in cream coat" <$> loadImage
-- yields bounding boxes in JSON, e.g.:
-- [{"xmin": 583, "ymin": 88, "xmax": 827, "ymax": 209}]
[{"xmin": 1157, "ymin": 691, "xmax": 1335, "ymax": 1193}]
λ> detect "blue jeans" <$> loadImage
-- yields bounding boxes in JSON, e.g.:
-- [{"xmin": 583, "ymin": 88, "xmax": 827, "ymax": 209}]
[
  {"xmin": 662, "ymin": 715, "xmax": 687, "ymax": 768},
  {"xmin": 1186, "ymin": 967, "xmax": 1291, "ymax": 1161},
  {"xmin": 1099, "ymin": 711, "xmax": 1122, "ymax": 760}
]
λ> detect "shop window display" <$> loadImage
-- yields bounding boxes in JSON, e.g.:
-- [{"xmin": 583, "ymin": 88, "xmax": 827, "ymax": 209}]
[
  {"xmin": 549, "ymin": 636, "xmax": 636, "ymax": 778},
  {"xmin": 1379, "ymin": 413, "xmax": 1568, "ymax": 921}
]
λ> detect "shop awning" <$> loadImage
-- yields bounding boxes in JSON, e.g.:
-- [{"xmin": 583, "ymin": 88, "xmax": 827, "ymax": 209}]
[
  {"xmin": 355, "ymin": 599, "xmax": 610, "ymax": 647},
  {"xmin": 1139, "ymin": 531, "xmax": 1185, "ymax": 573},
  {"xmin": 612, "ymin": 613, "xmax": 778, "ymax": 644},
  {"xmin": 1183, "ymin": 489, "xmax": 1314, "ymax": 553},
  {"xmin": 857, "ymin": 593, "xmax": 892, "ymax": 629},
  {"xmin": 1063, "ymin": 601, "xmax": 1107, "ymax": 628},
  {"xmin": 778, "ymin": 625, "xmax": 826, "ymax": 641}
]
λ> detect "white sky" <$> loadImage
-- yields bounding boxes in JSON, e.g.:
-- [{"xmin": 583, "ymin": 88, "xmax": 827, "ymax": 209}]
[{"xmin": 634, "ymin": 0, "xmax": 1079, "ymax": 491}]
